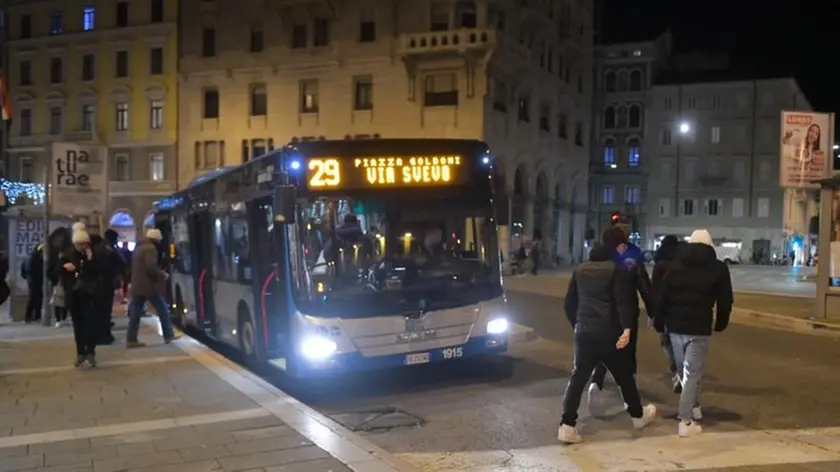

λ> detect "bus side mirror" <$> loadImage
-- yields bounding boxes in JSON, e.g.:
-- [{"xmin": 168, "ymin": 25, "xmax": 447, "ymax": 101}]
[{"xmin": 273, "ymin": 185, "xmax": 297, "ymax": 224}]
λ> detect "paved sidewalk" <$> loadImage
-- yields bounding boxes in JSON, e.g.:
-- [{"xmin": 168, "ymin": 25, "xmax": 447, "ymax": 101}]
[{"xmin": 0, "ymin": 319, "xmax": 415, "ymax": 471}]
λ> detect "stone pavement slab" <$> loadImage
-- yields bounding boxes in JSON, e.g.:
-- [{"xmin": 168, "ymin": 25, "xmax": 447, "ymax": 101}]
[{"xmin": 0, "ymin": 320, "xmax": 416, "ymax": 472}]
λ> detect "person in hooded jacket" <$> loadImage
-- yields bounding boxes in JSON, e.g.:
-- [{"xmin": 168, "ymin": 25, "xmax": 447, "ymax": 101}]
[
  {"xmin": 653, "ymin": 229, "xmax": 733, "ymax": 438},
  {"xmin": 652, "ymin": 234, "xmax": 682, "ymax": 392},
  {"xmin": 558, "ymin": 241, "xmax": 657, "ymax": 444},
  {"xmin": 588, "ymin": 224, "xmax": 653, "ymax": 413}
]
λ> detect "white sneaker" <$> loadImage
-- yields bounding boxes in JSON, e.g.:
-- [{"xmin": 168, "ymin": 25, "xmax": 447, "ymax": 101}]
[
  {"xmin": 557, "ymin": 424, "xmax": 582, "ymax": 444},
  {"xmin": 587, "ymin": 383, "xmax": 601, "ymax": 415},
  {"xmin": 631, "ymin": 404, "xmax": 658, "ymax": 430},
  {"xmin": 679, "ymin": 421, "xmax": 703, "ymax": 437},
  {"xmin": 692, "ymin": 406, "xmax": 703, "ymax": 421},
  {"xmin": 53, "ymin": 321, "xmax": 62, "ymax": 328}
]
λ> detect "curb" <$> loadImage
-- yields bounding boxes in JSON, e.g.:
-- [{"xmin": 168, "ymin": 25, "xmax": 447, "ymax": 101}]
[
  {"xmin": 730, "ymin": 307, "xmax": 840, "ymax": 335},
  {"xmin": 504, "ymin": 282, "xmax": 840, "ymax": 338},
  {"xmin": 509, "ymin": 323, "xmax": 538, "ymax": 343}
]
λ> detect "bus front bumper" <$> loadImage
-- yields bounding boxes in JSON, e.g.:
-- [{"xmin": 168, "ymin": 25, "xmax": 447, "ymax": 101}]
[{"xmin": 286, "ymin": 334, "xmax": 508, "ymax": 378}]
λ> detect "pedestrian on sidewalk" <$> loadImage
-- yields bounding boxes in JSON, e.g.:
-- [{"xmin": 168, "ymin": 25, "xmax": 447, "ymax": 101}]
[
  {"xmin": 126, "ymin": 228, "xmax": 181, "ymax": 348},
  {"xmin": 587, "ymin": 225, "xmax": 653, "ymax": 412},
  {"xmin": 653, "ymin": 229, "xmax": 733, "ymax": 438},
  {"xmin": 47, "ymin": 228, "xmax": 72, "ymax": 328},
  {"xmin": 652, "ymin": 234, "xmax": 682, "ymax": 392},
  {"xmin": 64, "ymin": 224, "xmax": 102, "ymax": 368},
  {"xmin": 558, "ymin": 241, "xmax": 657, "ymax": 444},
  {"xmin": 22, "ymin": 243, "xmax": 45, "ymax": 323}
]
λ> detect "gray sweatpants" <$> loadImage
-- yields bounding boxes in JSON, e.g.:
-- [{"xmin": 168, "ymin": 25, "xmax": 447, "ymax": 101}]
[{"xmin": 669, "ymin": 333, "xmax": 710, "ymax": 422}]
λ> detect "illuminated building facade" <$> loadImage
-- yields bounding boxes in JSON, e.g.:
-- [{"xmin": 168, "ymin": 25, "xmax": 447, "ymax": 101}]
[
  {"xmin": 5, "ymin": 0, "xmax": 178, "ymax": 241},
  {"xmin": 178, "ymin": 0, "xmax": 593, "ymax": 263}
]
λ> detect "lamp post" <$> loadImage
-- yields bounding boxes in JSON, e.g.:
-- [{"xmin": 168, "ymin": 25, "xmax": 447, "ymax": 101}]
[{"xmin": 674, "ymin": 122, "xmax": 691, "ymax": 217}]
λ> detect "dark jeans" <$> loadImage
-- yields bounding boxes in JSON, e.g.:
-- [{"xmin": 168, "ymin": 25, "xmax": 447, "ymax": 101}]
[
  {"xmin": 99, "ymin": 287, "xmax": 116, "ymax": 344},
  {"xmin": 54, "ymin": 306, "xmax": 68, "ymax": 322},
  {"xmin": 562, "ymin": 333, "xmax": 644, "ymax": 426},
  {"xmin": 127, "ymin": 294, "xmax": 175, "ymax": 342},
  {"xmin": 591, "ymin": 321, "xmax": 638, "ymax": 389},
  {"xmin": 25, "ymin": 284, "xmax": 43, "ymax": 322},
  {"xmin": 70, "ymin": 294, "xmax": 97, "ymax": 356},
  {"xmin": 661, "ymin": 332, "xmax": 677, "ymax": 375}
]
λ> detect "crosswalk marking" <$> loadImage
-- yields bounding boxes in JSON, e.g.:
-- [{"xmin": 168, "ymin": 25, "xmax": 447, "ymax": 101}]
[{"xmin": 397, "ymin": 426, "xmax": 840, "ymax": 471}]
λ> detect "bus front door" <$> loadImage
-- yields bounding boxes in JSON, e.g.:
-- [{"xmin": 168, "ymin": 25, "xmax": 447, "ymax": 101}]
[
  {"xmin": 190, "ymin": 210, "xmax": 218, "ymax": 337},
  {"xmin": 249, "ymin": 197, "xmax": 290, "ymax": 366}
]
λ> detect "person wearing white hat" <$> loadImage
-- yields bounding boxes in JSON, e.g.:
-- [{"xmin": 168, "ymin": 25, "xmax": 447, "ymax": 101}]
[
  {"xmin": 126, "ymin": 227, "xmax": 180, "ymax": 347},
  {"xmin": 62, "ymin": 224, "xmax": 101, "ymax": 367},
  {"xmin": 653, "ymin": 229, "xmax": 733, "ymax": 438}
]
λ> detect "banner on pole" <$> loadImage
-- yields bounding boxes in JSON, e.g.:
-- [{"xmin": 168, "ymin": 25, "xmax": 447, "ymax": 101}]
[
  {"xmin": 50, "ymin": 142, "xmax": 107, "ymax": 217},
  {"xmin": 779, "ymin": 111, "xmax": 832, "ymax": 189}
]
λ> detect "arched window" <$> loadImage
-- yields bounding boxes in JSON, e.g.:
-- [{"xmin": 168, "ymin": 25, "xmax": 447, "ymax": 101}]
[
  {"xmin": 617, "ymin": 71, "xmax": 629, "ymax": 92},
  {"xmin": 627, "ymin": 138, "xmax": 641, "ymax": 167},
  {"xmin": 629, "ymin": 104, "xmax": 642, "ymax": 128},
  {"xmin": 616, "ymin": 105, "xmax": 628, "ymax": 128},
  {"xmin": 514, "ymin": 166, "xmax": 527, "ymax": 195},
  {"xmin": 604, "ymin": 71, "xmax": 616, "ymax": 92},
  {"xmin": 603, "ymin": 138, "xmax": 617, "ymax": 166},
  {"xmin": 629, "ymin": 70, "xmax": 643, "ymax": 91},
  {"xmin": 604, "ymin": 106, "xmax": 616, "ymax": 128}
]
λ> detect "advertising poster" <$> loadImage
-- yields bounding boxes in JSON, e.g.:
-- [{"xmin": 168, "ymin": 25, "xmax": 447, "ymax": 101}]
[
  {"xmin": 51, "ymin": 142, "xmax": 108, "ymax": 217},
  {"xmin": 779, "ymin": 111, "xmax": 831, "ymax": 189},
  {"xmin": 7, "ymin": 218, "xmax": 70, "ymax": 294}
]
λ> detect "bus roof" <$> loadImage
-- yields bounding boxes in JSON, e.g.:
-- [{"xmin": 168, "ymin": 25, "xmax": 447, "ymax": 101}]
[{"xmin": 288, "ymin": 138, "xmax": 489, "ymax": 157}]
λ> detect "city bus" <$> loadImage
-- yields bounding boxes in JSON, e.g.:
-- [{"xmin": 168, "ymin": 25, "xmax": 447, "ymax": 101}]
[{"xmin": 153, "ymin": 139, "xmax": 510, "ymax": 377}]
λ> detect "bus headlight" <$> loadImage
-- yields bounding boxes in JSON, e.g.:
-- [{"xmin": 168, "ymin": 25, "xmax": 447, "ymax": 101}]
[
  {"xmin": 487, "ymin": 318, "xmax": 509, "ymax": 335},
  {"xmin": 301, "ymin": 336, "xmax": 337, "ymax": 360}
]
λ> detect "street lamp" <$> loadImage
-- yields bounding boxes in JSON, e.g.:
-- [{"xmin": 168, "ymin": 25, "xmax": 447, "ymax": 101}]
[{"xmin": 674, "ymin": 121, "xmax": 691, "ymax": 219}]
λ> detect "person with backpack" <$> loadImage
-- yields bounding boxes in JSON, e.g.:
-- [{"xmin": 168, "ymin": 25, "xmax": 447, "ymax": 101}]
[{"xmin": 90, "ymin": 230, "xmax": 124, "ymax": 345}]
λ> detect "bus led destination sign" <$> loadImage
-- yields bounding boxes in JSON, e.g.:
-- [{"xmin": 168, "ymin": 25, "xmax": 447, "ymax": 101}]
[{"xmin": 306, "ymin": 155, "xmax": 464, "ymax": 190}]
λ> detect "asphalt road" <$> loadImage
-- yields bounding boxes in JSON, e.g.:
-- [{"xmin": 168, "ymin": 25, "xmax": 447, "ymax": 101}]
[{"xmin": 290, "ymin": 289, "xmax": 840, "ymax": 471}]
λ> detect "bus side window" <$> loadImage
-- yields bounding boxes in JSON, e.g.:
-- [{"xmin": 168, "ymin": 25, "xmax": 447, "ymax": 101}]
[
  {"xmin": 172, "ymin": 214, "xmax": 192, "ymax": 274},
  {"xmin": 212, "ymin": 215, "xmax": 229, "ymax": 279},
  {"xmin": 229, "ymin": 217, "xmax": 252, "ymax": 282}
]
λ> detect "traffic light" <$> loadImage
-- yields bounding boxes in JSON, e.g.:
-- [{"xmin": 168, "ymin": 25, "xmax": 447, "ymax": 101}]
[{"xmin": 610, "ymin": 212, "xmax": 622, "ymax": 225}]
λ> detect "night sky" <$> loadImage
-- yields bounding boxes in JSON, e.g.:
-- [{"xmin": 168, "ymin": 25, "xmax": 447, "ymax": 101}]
[{"xmin": 601, "ymin": 0, "xmax": 840, "ymax": 117}]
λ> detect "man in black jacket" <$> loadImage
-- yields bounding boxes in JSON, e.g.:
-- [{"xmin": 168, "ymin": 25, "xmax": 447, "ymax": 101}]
[
  {"xmin": 558, "ymin": 242, "xmax": 657, "ymax": 444},
  {"xmin": 652, "ymin": 234, "xmax": 682, "ymax": 392},
  {"xmin": 653, "ymin": 229, "xmax": 733, "ymax": 438},
  {"xmin": 588, "ymin": 226, "xmax": 653, "ymax": 412}
]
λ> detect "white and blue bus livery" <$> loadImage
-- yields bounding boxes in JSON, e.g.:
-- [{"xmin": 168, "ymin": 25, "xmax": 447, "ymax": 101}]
[{"xmin": 153, "ymin": 139, "xmax": 509, "ymax": 378}]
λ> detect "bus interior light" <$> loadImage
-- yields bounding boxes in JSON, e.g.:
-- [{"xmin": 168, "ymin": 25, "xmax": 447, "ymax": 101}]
[
  {"xmin": 288, "ymin": 159, "xmax": 302, "ymax": 171},
  {"xmin": 487, "ymin": 318, "xmax": 509, "ymax": 334},
  {"xmin": 300, "ymin": 336, "xmax": 337, "ymax": 360}
]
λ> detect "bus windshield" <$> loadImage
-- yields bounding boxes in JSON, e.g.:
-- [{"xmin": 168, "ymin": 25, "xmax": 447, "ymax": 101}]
[{"xmin": 289, "ymin": 195, "xmax": 501, "ymax": 318}]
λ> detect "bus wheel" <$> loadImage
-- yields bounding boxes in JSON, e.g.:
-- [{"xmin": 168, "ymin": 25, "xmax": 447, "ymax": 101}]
[{"xmin": 237, "ymin": 308, "xmax": 256, "ymax": 362}]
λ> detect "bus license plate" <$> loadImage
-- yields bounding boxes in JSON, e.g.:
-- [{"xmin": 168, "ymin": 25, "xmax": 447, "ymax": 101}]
[{"xmin": 405, "ymin": 352, "xmax": 430, "ymax": 365}]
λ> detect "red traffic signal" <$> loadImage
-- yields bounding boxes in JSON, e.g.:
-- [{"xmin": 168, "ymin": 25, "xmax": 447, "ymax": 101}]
[{"xmin": 610, "ymin": 212, "xmax": 622, "ymax": 224}]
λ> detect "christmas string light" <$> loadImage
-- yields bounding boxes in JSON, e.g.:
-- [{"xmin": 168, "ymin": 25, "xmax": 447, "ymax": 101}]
[{"xmin": 0, "ymin": 179, "xmax": 45, "ymax": 205}]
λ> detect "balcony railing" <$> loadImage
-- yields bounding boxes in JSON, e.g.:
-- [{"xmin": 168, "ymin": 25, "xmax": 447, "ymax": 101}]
[
  {"xmin": 399, "ymin": 28, "xmax": 531, "ymax": 63},
  {"xmin": 109, "ymin": 180, "xmax": 176, "ymax": 197}
]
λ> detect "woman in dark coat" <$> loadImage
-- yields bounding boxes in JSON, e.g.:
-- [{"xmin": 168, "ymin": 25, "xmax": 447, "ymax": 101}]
[{"xmin": 63, "ymin": 224, "xmax": 103, "ymax": 368}]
